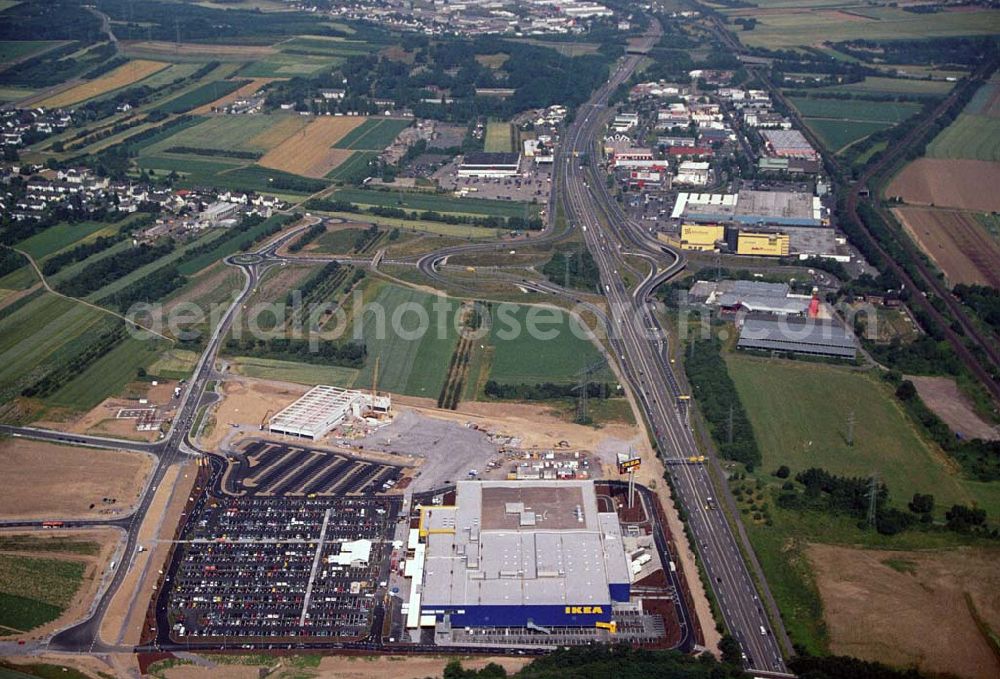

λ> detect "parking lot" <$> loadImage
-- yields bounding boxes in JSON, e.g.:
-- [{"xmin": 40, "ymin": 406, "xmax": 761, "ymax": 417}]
[
  {"xmin": 160, "ymin": 442, "xmax": 405, "ymax": 643},
  {"xmin": 433, "ymin": 158, "xmax": 552, "ymax": 205},
  {"xmin": 228, "ymin": 440, "xmax": 404, "ymax": 497}
]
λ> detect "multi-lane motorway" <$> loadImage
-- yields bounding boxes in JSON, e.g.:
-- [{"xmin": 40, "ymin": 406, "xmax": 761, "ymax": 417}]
[{"xmin": 554, "ymin": 42, "xmax": 792, "ymax": 675}]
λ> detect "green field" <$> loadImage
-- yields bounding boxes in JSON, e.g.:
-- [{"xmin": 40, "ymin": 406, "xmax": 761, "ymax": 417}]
[
  {"xmin": 0, "ymin": 293, "xmax": 109, "ymax": 404},
  {"xmin": 229, "ymin": 356, "xmax": 359, "ymax": 387},
  {"xmin": 333, "ymin": 118, "xmax": 411, "ymax": 150},
  {"xmin": 0, "ymin": 40, "xmax": 61, "ymax": 64},
  {"xmin": 47, "ymin": 336, "xmax": 167, "ymax": 410},
  {"xmin": 818, "ymin": 76, "xmax": 954, "ymax": 98},
  {"xmin": 331, "ymin": 188, "xmax": 538, "ymax": 219},
  {"xmin": 313, "ymin": 227, "xmax": 373, "ymax": 254},
  {"xmin": 733, "ymin": 7, "xmax": 1000, "ymax": 49},
  {"xmin": 142, "ymin": 115, "xmax": 294, "ymax": 155},
  {"xmin": 803, "ymin": 118, "xmax": 891, "ymax": 152},
  {"xmin": 727, "ymin": 356, "xmax": 1000, "ymax": 517},
  {"xmin": 15, "ymin": 221, "xmax": 112, "ymax": 260},
  {"xmin": 725, "ymin": 355, "xmax": 1000, "ymax": 653},
  {"xmin": 349, "ymin": 281, "xmax": 460, "ymax": 397},
  {"xmin": 487, "ymin": 304, "xmax": 604, "ymax": 385},
  {"xmin": 925, "ymin": 78, "xmax": 1000, "ymax": 161},
  {"xmin": 325, "ymin": 150, "xmax": 378, "ymax": 182},
  {"xmin": 484, "ymin": 121, "xmax": 514, "ymax": 153},
  {"xmin": 0, "ymin": 554, "xmax": 85, "ymax": 633},
  {"xmin": 788, "ymin": 97, "xmax": 922, "ymax": 123},
  {"xmin": 135, "ymin": 156, "xmax": 327, "ymax": 195},
  {"xmin": 927, "ymin": 114, "xmax": 1000, "ymax": 162},
  {"xmin": 0, "ymin": 86, "xmax": 35, "ymax": 102},
  {"xmin": 153, "ymin": 79, "xmax": 248, "ymax": 114},
  {"xmin": 241, "ymin": 53, "xmax": 339, "ymax": 78},
  {"xmin": 278, "ymin": 36, "xmax": 378, "ymax": 57}
]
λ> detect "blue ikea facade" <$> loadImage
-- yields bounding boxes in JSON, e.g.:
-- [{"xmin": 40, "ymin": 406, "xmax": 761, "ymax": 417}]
[{"xmin": 425, "ymin": 582, "xmax": 630, "ymax": 628}]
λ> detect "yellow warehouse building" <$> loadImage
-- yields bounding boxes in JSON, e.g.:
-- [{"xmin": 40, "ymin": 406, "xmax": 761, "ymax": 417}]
[
  {"xmin": 737, "ymin": 231, "xmax": 790, "ymax": 257},
  {"xmin": 680, "ymin": 223, "xmax": 725, "ymax": 251}
]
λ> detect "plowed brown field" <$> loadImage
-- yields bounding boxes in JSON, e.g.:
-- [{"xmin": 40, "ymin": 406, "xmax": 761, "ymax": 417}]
[
  {"xmin": 258, "ymin": 116, "xmax": 365, "ymax": 178},
  {"xmin": 191, "ymin": 77, "xmax": 274, "ymax": 114},
  {"xmin": 893, "ymin": 206, "xmax": 1000, "ymax": 287},
  {"xmin": 38, "ymin": 60, "xmax": 168, "ymax": 108},
  {"xmin": 887, "ymin": 158, "xmax": 1000, "ymax": 212}
]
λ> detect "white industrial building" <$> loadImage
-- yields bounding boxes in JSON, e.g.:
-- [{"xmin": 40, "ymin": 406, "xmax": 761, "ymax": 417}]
[
  {"xmin": 458, "ymin": 152, "xmax": 521, "ymax": 178},
  {"xmin": 268, "ymin": 385, "xmax": 391, "ymax": 439}
]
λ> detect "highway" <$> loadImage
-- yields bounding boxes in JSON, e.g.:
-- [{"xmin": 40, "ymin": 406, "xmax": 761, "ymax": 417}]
[{"xmin": 555, "ymin": 45, "xmax": 792, "ymax": 674}]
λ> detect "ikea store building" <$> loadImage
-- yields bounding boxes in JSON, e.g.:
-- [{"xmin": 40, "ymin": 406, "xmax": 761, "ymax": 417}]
[{"xmin": 404, "ymin": 480, "xmax": 632, "ymax": 629}]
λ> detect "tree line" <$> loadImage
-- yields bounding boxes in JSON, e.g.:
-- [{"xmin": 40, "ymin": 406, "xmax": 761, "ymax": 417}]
[{"xmin": 683, "ymin": 339, "xmax": 762, "ymax": 470}]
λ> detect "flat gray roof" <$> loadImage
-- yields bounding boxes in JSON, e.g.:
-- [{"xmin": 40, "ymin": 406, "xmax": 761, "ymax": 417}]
[
  {"xmin": 420, "ymin": 481, "xmax": 631, "ymax": 609},
  {"xmin": 737, "ymin": 315, "xmax": 856, "ymax": 358}
]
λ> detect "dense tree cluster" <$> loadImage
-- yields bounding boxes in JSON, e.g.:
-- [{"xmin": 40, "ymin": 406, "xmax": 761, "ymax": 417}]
[
  {"xmin": 484, "ymin": 380, "xmax": 609, "ymax": 401},
  {"xmin": 541, "ymin": 249, "xmax": 600, "ymax": 291},
  {"xmin": 42, "ymin": 235, "xmax": 122, "ymax": 276},
  {"xmin": 99, "ymin": 265, "xmax": 185, "ymax": 312},
  {"xmin": 287, "ymin": 222, "xmax": 327, "ymax": 253},
  {"xmin": 953, "ymin": 284, "xmax": 1000, "ymax": 334},
  {"xmin": 683, "ymin": 339, "xmax": 762, "ymax": 469},
  {"xmin": 224, "ymin": 337, "xmax": 366, "ymax": 368},
  {"xmin": 0, "ymin": 247, "xmax": 26, "ymax": 278}
]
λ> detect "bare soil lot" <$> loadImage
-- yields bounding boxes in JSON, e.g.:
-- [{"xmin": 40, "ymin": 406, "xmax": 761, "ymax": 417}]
[
  {"xmin": 197, "ymin": 377, "xmax": 307, "ymax": 450},
  {"xmin": 887, "ymin": 158, "xmax": 1000, "ymax": 212},
  {"xmin": 259, "ymin": 117, "xmax": 366, "ymax": 177},
  {"xmin": 809, "ymin": 543, "xmax": 1000, "ymax": 679},
  {"xmin": 893, "ymin": 206, "xmax": 1000, "ymax": 287},
  {"xmin": 908, "ymin": 375, "xmax": 999, "ymax": 440},
  {"xmin": 158, "ymin": 655, "xmax": 530, "ymax": 679},
  {"xmin": 0, "ymin": 440, "xmax": 153, "ymax": 521}
]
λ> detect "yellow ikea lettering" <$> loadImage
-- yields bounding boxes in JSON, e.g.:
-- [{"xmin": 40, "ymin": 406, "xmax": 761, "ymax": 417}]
[{"xmin": 564, "ymin": 606, "xmax": 604, "ymax": 615}]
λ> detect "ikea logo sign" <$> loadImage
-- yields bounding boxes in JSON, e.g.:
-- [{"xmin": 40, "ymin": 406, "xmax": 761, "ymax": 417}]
[{"xmin": 565, "ymin": 606, "xmax": 604, "ymax": 615}]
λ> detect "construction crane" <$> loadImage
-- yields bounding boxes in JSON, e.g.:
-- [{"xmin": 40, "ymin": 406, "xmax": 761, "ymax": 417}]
[{"xmin": 259, "ymin": 409, "xmax": 272, "ymax": 431}]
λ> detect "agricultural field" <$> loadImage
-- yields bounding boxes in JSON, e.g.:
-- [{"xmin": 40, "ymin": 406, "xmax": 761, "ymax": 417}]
[
  {"xmin": 191, "ymin": 77, "xmax": 273, "ymax": 114},
  {"xmin": 803, "ymin": 118, "xmax": 891, "ymax": 153},
  {"xmin": 0, "ymin": 40, "xmax": 63, "ymax": 64},
  {"xmin": 241, "ymin": 52, "xmax": 339, "ymax": 78},
  {"xmin": 278, "ymin": 36, "xmax": 379, "ymax": 57},
  {"xmin": 153, "ymin": 79, "xmax": 250, "ymax": 114},
  {"xmin": 484, "ymin": 121, "xmax": 515, "ymax": 153},
  {"xmin": 727, "ymin": 6, "xmax": 1000, "ymax": 49},
  {"xmin": 259, "ymin": 116, "xmax": 367, "ymax": 178},
  {"xmin": 0, "ymin": 293, "xmax": 111, "ymax": 406},
  {"xmin": 14, "ymin": 221, "xmax": 111, "ymax": 260},
  {"xmin": 349, "ymin": 281, "xmax": 461, "ymax": 398},
  {"xmin": 332, "ymin": 118, "xmax": 412, "ymax": 150},
  {"xmin": 0, "ymin": 553, "xmax": 86, "ymax": 634},
  {"xmin": 814, "ymin": 75, "xmax": 954, "ymax": 98},
  {"xmin": 485, "ymin": 303, "xmax": 604, "ymax": 386},
  {"xmin": 229, "ymin": 356, "xmax": 359, "ymax": 387},
  {"xmin": 808, "ymin": 544, "xmax": 1000, "ymax": 678},
  {"xmin": 887, "ymin": 158, "xmax": 1000, "ymax": 213},
  {"xmin": 892, "ymin": 207, "xmax": 1000, "ymax": 288},
  {"xmin": 47, "ymin": 336, "xmax": 168, "ymax": 411},
  {"xmin": 788, "ymin": 97, "xmax": 922, "ymax": 123},
  {"xmin": 0, "ymin": 86, "xmax": 35, "ymax": 102},
  {"xmin": 331, "ymin": 187, "xmax": 540, "ymax": 219},
  {"xmin": 325, "ymin": 150, "xmax": 378, "ymax": 182},
  {"xmin": 926, "ymin": 76, "xmax": 1000, "ymax": 162},
  {"xmin": 141, "ymin": 114, "xmax": 305, "ymax": 157},
  {"xmin": 37, "ymin": 59, "xmax": 169, "ymax": 108},
  {"xmin": 121, "ymin": 41, "xmax": 276, "ymax": 63}
]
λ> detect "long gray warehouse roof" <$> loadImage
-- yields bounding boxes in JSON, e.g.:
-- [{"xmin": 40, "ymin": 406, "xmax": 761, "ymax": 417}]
[{"xmin": 737, "ymin": 315, "xmax": 856, "ymax": 358}]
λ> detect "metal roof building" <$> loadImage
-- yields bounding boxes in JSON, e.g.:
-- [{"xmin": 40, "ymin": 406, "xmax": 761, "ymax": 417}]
[
  {"xmin": 410, "ymin": 480, "xmax": 632, "ymax": 628},
  {"xmin": 672, "ymin": 189, "xmax": 826, "ymax": 227},
  {"xmin": 737, "ymin": 315, "xmax": 857, "ymax": 359},
  {"xmin": 268, "ymin": 385, "xmax": 385, "ymax": 439},
  {"xmin": 458, "ymin": 152, "xmax": 521, "ymax": 177}
]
